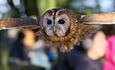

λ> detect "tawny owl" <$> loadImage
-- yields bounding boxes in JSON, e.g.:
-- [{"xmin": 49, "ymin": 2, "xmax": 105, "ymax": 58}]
[{"xmin": 0, "ymin": 8, "xmax": 115, "ymax": 52}]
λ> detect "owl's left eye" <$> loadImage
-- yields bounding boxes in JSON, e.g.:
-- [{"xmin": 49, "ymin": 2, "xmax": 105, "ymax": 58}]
[
  {"xmin": 58, "ymin": 19, "xmax": 65, "ymax": 24},
  {"xmin": 47, "ymin": 19, "xmax": 52, "ymax": 25}
]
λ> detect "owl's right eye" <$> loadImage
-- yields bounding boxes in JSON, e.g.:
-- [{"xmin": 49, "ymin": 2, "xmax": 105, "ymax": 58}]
[
  {"xmin": 58, "ymin": 19, "xmax": 65, "ymax": 24},
  {"xmin": 47, "ymin": 19, "xmax": 52, "ymax": 25}
]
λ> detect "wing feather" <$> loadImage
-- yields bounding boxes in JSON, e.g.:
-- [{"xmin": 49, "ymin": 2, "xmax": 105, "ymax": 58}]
[
  {"xmin": 82, "ymin": 12, "xmax": 115, "ymax": 24},
  {"xmin": 0, "ymin": 17, "xmax": 39, "ymax": 30}
]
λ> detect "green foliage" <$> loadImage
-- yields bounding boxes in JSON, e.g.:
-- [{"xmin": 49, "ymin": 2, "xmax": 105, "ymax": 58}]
[
  {"xmin": 23, "ymin": 0, "xmax": 75, "ymax": 16},
  {"xmin": 37, "ymin": 0, "xmax": 57, "ymax": 15}
]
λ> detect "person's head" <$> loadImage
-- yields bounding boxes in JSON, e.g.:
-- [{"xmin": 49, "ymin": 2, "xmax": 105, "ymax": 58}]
[
  {"xmin": 16, "ymin": 31, "xmax": 25, "ymax": 42},
  {"xmin": 23, "ymin": 29, "xmax": 35, "ymax": 48},
  {"xmin": 80, "ymin": 31, "xmax": 108, "ymax": 60}
]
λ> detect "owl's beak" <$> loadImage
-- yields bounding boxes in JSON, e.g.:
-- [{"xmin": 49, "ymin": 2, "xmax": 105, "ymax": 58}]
[
  {"xmin": 53, "ymin": 25, "xmax": 58, "ymax": 36},
  {"xmin": 53, "ymin": 26, "xmax": 56, "ymax": 32}
]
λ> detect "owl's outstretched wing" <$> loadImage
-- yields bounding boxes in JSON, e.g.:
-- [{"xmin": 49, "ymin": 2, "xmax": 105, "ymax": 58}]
[
  {"xmin": 82, "ymin": 12, "xmax": 115, "ymax": 24},
  {"xmin": 0, "ymin": 17, "xmax": 40, "ymax": 30}
]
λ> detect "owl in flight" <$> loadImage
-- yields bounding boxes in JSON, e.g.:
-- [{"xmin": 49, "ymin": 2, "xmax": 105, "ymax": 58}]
[{"xmin": 0, "ymin": 8, "xmax": 115, "ymax": 52}]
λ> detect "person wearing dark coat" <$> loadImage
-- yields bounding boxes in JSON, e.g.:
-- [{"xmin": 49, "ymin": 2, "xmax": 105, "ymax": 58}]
[
  {"xmin": 55, "ymin": 31, "xmax": 107, "ymax": 70},
  {"xmin": 9, "ymin": 31, "xmax": 29, "ymax": 62}
]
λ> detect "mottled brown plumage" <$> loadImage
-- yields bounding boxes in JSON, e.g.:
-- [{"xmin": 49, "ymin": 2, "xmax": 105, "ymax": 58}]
[
  {"xmin": 0, "ymin": 8, "xmax": 114, "ymax": 52},
  {"xmin": 40, "ymin": 9, "xmax": 99, "ymax": 52}
]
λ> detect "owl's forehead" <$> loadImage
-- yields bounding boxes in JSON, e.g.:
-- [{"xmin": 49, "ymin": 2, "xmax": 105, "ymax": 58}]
[
  {"xmin": 44, "ymin": 8, "xmax": 68, "ymax": 16},
  {"xmin": 52, "ymin": 8, "xmax": 67, "ymax": 15}
]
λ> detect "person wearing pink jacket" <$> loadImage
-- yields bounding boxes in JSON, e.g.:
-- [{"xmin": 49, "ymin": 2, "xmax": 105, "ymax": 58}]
[{"xmin": 103, "ymin": 35, "xmax": 115, "ymax": 70}]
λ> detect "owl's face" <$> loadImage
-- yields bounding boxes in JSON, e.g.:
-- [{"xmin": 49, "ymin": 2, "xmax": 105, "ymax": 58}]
[
  {"xmin": 39, "ymin": 8, "xmax": 79, "ymax": 52},
  {"xmin": 41, "ymin": 8, "xmax": 71, "ymax": 37}
]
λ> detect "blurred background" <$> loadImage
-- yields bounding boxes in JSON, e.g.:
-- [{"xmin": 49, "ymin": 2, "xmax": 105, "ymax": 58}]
[{"xmin": 0, "ymin": 0, "xmax": 115, "ymax": 70}]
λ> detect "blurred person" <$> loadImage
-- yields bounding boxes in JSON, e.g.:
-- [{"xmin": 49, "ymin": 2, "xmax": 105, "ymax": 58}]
[
  {"xmin": 55, "ymin": 31, "xmax": 107, "ymax": 70},
  {"xmin": 9, "ymin": 31, "xmax": 30, "ymax": 64},
  {"xmin": 103, "ymin": 35, "xmax": 115, "ymax": 70},
  {"xmin": 28, "ymin": 39, "xmax": 51, "ymax": 70}
]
